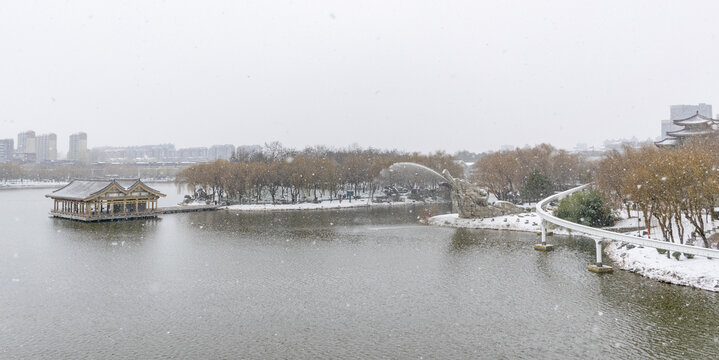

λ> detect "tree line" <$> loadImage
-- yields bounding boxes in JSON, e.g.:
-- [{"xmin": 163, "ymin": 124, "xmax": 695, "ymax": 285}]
[
  {"xmin": 471, "ymin": 144, "xmax": 592, "ymax": 203},
  {"xmin": 596, "ymin": 137, "xmax": 719, "ymax": 248},
  {"xmin": 175, "ymin": 143, "xmax": 465, "ymax": 204}
]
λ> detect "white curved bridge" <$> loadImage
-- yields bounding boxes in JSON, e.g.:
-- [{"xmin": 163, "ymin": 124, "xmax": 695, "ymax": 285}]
[{"xmin": 535, "ymin": 184, "xmax": 719, "ymax": 272}]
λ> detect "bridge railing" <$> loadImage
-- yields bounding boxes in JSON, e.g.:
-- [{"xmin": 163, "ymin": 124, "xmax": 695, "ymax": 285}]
[{"xmin": 535, "ymin": 184, "xmax": 719, "ymax": 260}]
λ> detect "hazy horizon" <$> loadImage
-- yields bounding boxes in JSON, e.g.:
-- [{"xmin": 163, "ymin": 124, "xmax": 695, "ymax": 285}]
[{"xmin": 2, "ymin": 1, "xmax": 719, "ymax": 154}]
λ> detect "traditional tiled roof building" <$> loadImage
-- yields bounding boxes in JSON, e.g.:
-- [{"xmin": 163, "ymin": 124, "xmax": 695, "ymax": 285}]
[
  {"xmin": 46, "ymin": 179, "xmax": 165, "ymax": 221},
  {"xmin": 655, "ymin": 112, "xmax": 718, "ymax": 148}
]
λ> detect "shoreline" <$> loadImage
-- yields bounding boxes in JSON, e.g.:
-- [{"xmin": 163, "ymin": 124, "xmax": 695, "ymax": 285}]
[
  {"xmin": 0, "ymin": 182, "xmax": 67, "ymax": 190},
  {"xmin": 427, "ymin": 212, "xmax": 565, "ymax": 234},
  {"xmin": 427, "ymin": 213, "xmax": 719, "ymax": 292},
  {"xmin": 604, "ymin": 240, "xmax": 719, "ymax": 292},
  {"xmin": 220, "ymin": 199, "xmax": 440, "ymax": 212},
  {"xmin": 0, "ymin": 179, "xmax": 175, "ymax": 191}
]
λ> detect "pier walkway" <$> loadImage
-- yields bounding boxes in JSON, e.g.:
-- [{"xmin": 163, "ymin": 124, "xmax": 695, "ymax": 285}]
[{"xmin": 160, "ymin": 205, "xmax": 221, "ymax": 214}]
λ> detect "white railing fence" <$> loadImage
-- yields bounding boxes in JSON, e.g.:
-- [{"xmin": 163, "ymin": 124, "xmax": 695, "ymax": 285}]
[{"xmin": 535, "ymin": 184, "xmax": 719, "ymax": 268}]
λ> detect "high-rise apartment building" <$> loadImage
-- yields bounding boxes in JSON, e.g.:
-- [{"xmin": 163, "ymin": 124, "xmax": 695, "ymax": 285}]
[
  {"xmin": 17, "ymin": 131, "xmax": 36, "ymax": 154},
  {"xmin": 68, "ymin": 132, "xmax": 88, "ymax": 163},
  {"xmin": 176, "ymin": 147, "xmax": 208, "ymax": 162},
  {"xmin": 208, "ymin": 144, "xmax": 235, "ymax": 160},
  {"xmin": 36, "ymin": 133, "xmax": 57, "ymax": 163},
  {"xmin": 0, "ymin": 139, "xmax": 14, "ymax": 162},
  {"xmin": 670, "ymin": 103, "xmax": 712, "ymax": 120}
]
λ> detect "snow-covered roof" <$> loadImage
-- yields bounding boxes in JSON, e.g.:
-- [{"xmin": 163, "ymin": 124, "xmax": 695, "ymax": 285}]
[
  {"xmin": 673, "ymin": 112, "xmax": 716, "ymax": 126},
  {"xmin": 46, "ymin": 179, "xmax": 165, "ymax": 200},
  {"xmin": 654, "ymin": 137, "xmax": 678, "ymax": 147},
  {"xmin": 666, "ymin": 128, "xmax": 714, "ymax": 137}
]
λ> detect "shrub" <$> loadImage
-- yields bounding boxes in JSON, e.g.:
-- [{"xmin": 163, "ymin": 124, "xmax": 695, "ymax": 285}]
[{"xmin": 555, "ymin": 189, "xmax": 615, "ymax": 227}]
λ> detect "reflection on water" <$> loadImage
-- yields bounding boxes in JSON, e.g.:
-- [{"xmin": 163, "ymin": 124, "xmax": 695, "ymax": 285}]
[{"xmin": 1, "ymin": 187, "xmax": 718, "ymax": 359}]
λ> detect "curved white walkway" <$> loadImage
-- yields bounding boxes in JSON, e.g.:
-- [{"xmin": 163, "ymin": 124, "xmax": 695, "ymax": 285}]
[{"xmin": 535, "ymin": 184, "xmax": 719, "ymax": 270}]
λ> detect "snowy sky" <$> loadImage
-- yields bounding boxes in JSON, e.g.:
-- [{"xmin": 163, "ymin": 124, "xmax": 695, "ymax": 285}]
[{"xmin": 1, "ymin": 0, "xmax": 718, "ymax": 154}]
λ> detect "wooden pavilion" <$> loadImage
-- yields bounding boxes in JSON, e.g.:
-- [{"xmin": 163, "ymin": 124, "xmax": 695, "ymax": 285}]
[{"xmin": 46, "ymin": 179, "xmax": 166, "ymax": 221}]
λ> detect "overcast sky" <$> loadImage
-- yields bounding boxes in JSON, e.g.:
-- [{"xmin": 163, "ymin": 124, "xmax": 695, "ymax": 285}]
[{"xmin": 1, "ymin": 1, "xmax": 718, "ymax": 154}]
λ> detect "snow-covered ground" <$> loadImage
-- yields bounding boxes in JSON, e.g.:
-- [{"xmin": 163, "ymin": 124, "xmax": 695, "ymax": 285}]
[
  {"xmin": 428, "ymin": 211, "xmax": 719, "ymax": 292},
  {"xmin": 605, "ymin": 241, "xmax": 719, "ymax": 292},
  {"xmin": 427, "ymin": 212, "xmax": 569, "ymax": 234},
  {"xmin": 0, "ymin": 180, "xmax": 66, "ymax": 190},
  {"xmin": 222, "ymin": 198, "xmax": 430, "ymax": 212}
]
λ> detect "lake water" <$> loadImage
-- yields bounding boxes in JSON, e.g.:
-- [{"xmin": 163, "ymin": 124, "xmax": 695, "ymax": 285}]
[{"xmin": 1, "ymin": 184, "xmax": 718, "ymax": 359}]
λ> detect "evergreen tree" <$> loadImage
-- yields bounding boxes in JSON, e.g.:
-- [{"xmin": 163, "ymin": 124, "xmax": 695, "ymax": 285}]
[{"xmin": 521, "ymin": 170, "xmax": 554, "ymax": 203}]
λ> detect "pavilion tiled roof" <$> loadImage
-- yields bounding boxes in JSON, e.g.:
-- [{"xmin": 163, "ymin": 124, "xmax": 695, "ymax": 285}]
[
  {"xmin": 46, "ymin": 179, "xmax": 165, "ymax": 201},
  {"xmin": 672, "ymin": 113, "xmax": 717, "ymax": 126},
  {"xmin": 666, "ymin": 128, "xmax": 714, "ymax": 137},
  {"xmin": 654, "ymin": 137, "xmax": 678, "ymax": 147}
]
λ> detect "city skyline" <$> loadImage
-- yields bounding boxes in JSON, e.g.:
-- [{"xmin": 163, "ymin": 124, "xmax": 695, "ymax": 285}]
[{"xmin": 5, "ymin": 100, "xmax": 702, "ymax": 159}]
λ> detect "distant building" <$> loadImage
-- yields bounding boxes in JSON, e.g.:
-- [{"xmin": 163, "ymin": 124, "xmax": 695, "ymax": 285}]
[
  {"xmin": 660, "ymin": 120, "xmax": 681, "ymax": 139},
  {"xmin": 208, "ymin": 144, "xmax": 235, "ymax": 160},
  {"xmin": 176, "ymin": 147, "xmax": 208, "ymax": 162},
  {"xmin": 662, "ymin": 104, "xmax": 713, "ymax": 139},
  {"xmin": 91, "ymin": 144, "xmax": 176, "ymax": 163},
  {"xmin": 670, "ymin": 103, "xmax": 712, "ymax": 120},
  {"xmin": 36, "ymin": 133, "xmax": 57, "ymax": 163},
  {"xmin": 0, "ymin": 139, "xmax": 13, "ymax": 162},
  {"xmin": 656, "ymin": 112, "xmax": 718, "ymax": 147},
  {"xmin": 573, "ymin": 143, "xmax": 588, "ymax": 152},
  {"xmin": 234, "ymin": 145, "xmax": 262, "ymax": 161},
  {"xmin": 68, "ymin": 132, "xmax": 88, "ymax": 163},
  {"xmin": 17, "ymin": 130, "xmax": 36, "ymax": 154}
]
